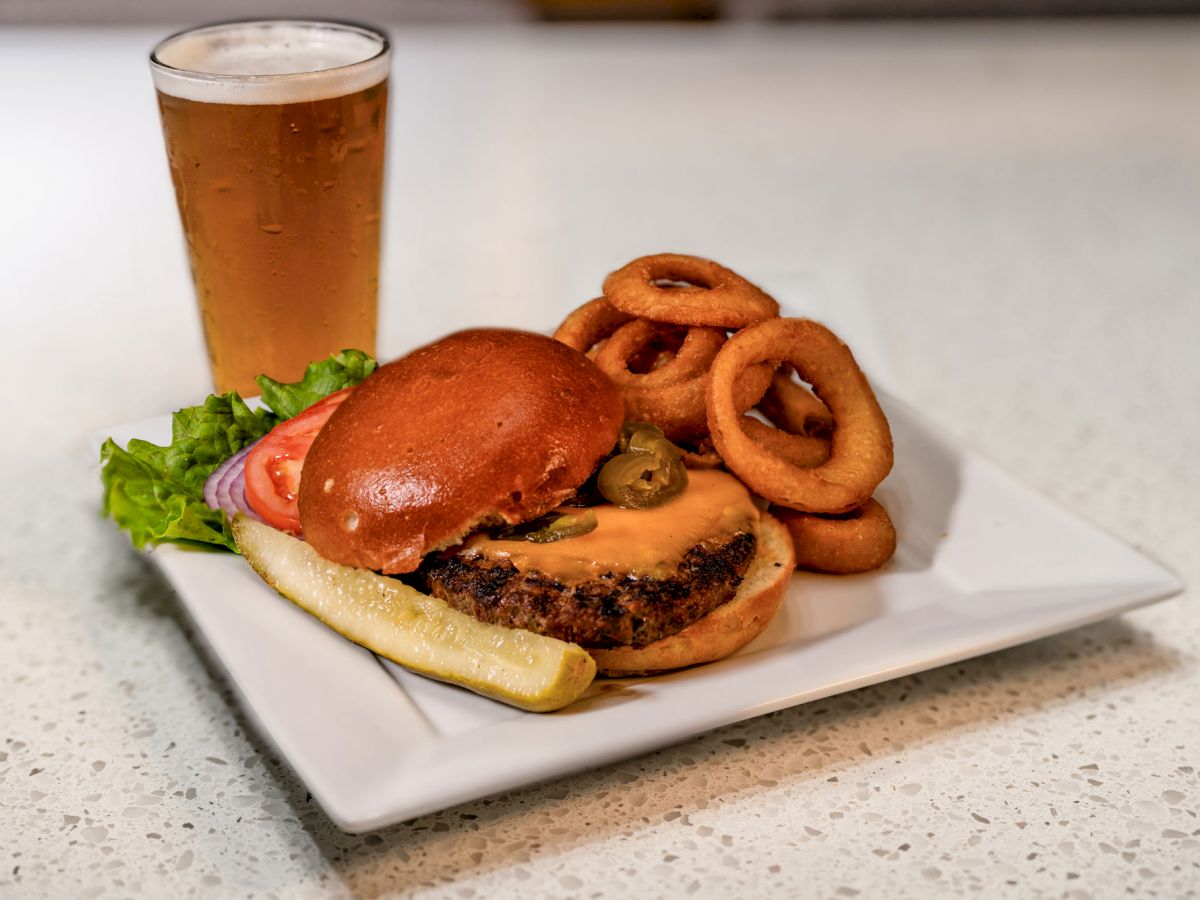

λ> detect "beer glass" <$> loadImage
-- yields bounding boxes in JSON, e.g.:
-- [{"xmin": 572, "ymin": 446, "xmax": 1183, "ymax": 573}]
[{"xmin": 150, "ymin": 20, "xmax": 390, "ymax": 395}]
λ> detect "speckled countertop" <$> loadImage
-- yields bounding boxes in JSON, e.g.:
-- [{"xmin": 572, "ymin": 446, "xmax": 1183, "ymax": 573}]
[{"xmin": 2, "ymin": 19, "xmax": 1198, "ymax": 899}]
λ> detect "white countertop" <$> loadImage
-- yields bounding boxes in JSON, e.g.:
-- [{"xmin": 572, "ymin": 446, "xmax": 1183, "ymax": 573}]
[{"xmin": 2, "ymin": 19, "xmax": 1198, "ymax": 898}]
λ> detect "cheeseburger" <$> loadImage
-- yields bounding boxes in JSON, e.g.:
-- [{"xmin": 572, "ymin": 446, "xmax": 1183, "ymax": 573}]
[{"xmin": 298, "ymin": 328, "xmax": 794, "ymax": 675}]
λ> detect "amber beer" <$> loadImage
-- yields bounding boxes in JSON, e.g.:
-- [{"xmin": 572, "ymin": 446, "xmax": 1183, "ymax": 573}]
[{"xmin": 150, "ymin": 21, "xmax": 390, "ymax": 395}]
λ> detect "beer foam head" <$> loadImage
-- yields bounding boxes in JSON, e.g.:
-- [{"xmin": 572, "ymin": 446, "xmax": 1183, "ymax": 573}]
[{"xmin": 151, "ymin": 20, "xmax": 389, "ymax": 105}]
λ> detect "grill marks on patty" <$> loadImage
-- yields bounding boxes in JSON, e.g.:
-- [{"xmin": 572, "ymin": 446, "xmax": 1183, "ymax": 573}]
[{"xmin": 419, "ymin": 531, "xmax": 756, "ymax": 649}]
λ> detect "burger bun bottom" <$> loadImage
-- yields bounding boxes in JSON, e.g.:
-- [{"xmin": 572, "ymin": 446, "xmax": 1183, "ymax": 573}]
[{"xmin": 591, "ymin": 513, "xmax": 796, "ymax": 677}]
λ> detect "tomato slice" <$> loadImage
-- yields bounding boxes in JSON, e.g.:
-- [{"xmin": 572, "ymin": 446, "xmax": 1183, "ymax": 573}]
[{"xmin": 244, "ymin": 388, "xmax": 353, "ymax": 534}]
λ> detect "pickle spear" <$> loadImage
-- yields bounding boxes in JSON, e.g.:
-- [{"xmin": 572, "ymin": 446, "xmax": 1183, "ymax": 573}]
[{"xmin": 231, "ymin": 516, "xmax": 596, "ymax": 712}]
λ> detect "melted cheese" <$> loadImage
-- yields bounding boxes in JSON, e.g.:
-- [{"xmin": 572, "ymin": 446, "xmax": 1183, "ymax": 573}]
[{"xmin": 461, "ymin": 469, "xmax": 758, "ymax": 582}]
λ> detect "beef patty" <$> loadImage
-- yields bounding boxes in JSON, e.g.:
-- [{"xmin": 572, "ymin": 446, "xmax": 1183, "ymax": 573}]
[{"xmin": 419, "ymin": 531, "xmax": 756, "ymax": 649}]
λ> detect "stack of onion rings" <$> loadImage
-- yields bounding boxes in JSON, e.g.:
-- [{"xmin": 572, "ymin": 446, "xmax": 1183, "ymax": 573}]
[{"xmin": 553, "ymin": 254, "xmax": 897, "ymax": 574}]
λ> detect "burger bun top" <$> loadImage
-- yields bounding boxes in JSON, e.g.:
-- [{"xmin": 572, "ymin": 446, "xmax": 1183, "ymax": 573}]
[{"xmin": 298, "ymin": 329, "xmax": 624, "ymax": 574}]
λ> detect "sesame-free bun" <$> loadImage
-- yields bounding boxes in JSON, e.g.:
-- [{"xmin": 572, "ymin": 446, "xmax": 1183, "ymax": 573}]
[
  {"xmin": 590, "ymin": 513, "xmax": 796, "ymax": 676},
  {"xmin": 298, "ymin": 329, "xmax": 625, "ymax": 575}
]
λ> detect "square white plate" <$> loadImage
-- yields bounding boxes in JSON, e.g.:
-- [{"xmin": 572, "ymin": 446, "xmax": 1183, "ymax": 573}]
[{"xmin": 100, "ymin": 393, "xmax": 1181, "ymax": 832}]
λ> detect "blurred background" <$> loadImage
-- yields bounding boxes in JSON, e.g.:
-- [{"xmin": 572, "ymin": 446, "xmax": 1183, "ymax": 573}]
[{"xmin": 3, "ymin": 0, "xmax": 1198, "ymax": 23}]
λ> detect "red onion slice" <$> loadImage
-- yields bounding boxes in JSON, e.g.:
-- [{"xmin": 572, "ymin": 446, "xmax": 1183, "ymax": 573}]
[
  {"xmin": 214, "ymin": 461, "xmax": 240, "ymax": 517},
  {"xmin": 203, "ymin": 440, "xmax": 260, "ymax": 519},
  {"xmin": 230, "ymin": 468, "xmax": 264, "ymax": 523}
]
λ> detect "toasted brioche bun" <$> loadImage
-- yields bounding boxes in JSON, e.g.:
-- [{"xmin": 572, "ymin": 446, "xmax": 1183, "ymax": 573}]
[
  {"xmin": 299, "ymin": 329, "xmax": 624, "ymax": 575},
  {"xmin": 590, "ymin": 513, "xmax": 795, "ymax": 676}
]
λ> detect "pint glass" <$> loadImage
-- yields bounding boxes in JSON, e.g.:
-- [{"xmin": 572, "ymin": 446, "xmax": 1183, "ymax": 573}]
[{"xmin": 150, "ymin": 21, "xmax": 390, "ymax": 395}]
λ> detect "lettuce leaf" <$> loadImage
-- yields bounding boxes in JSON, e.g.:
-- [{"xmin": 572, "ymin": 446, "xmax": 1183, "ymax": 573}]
[
  {"xmin": 99, "ymin": 437, "xmax": 238, "ymax": 550},
  {"xmin": 100, "ymin": 350, "xmax": 376, "ymax": 552},
  {"xmin": 255, "ymin": 349, "xmax": 376, "ymax": 420},
  {"xmin": 100, "ymin": 392, "xmax": 276, "ymax": 552}
]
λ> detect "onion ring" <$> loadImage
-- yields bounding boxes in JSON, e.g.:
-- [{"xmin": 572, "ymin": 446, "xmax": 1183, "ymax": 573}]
[
  {"xmin": 594, "ymin": 321, "xmax": 777, "ymax": 443},
  {"xmin": 706, "ymin": 318, "xmax": 893, "ymax": 513},
  {"xmin": 594, "ymin": 319, "xmax": 725, "ymax": 389},
  {"xmin": 613, "ymin": 367, "xmax": 775, "ymax": 444},
  {"xmin": 759, "ymin": 368, "xmax": 834, "ymax": 439},
  {"xmin": 553, "ymin": 297, "xmax": 633, "ymax": 354},
  {"xmin": 592, "ymin": 320, "xmax": 722, "ymax": 441},
  {"xmin": 603, "ymin": 253, "xmax": 779, "ymax": 329},
  {"xmin": 731, "ymin": 361, "xmax": 775, "ymax": 415},
  {"xmin": 740, "ymin": 416, "xmax": 830, "ymax": 469},
  {"xmin": 732, "ymin": 363, "xmax": 830, "ymax": 469},
  {"xmin": 613, "ymin": 371, "xmax": 710, "ymax": 443},
  {"xmin": 773, "ymin": 498, "xmax": 896, "ymax": 574}
]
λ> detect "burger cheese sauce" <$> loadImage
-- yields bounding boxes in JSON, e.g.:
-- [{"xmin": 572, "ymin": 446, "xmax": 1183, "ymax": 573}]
[{"xmin": 461, "ymin": 469, "xmax": 758, "ymax": 582}]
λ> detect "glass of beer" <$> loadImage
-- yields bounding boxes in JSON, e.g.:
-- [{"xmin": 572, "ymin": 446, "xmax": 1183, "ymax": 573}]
[{"xmin": 150, "ymin": 20, "xmax": 390, "ymax": 395}]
